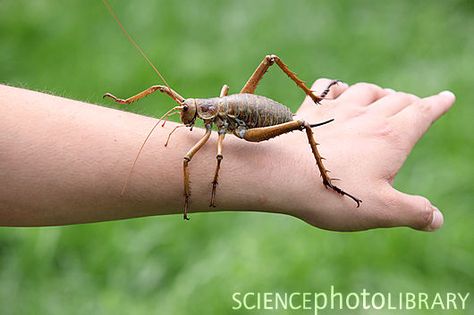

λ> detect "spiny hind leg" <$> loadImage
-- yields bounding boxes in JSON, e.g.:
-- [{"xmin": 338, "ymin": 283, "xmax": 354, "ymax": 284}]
[
  {"xmin": 239, "ymin": 119, "xmax": 334, "ymax": 142},
  {"xmin": 210, "ymin": 130, "xmax": 226, "ymax": 207},
  {"xmin": 240, "ymin": 55, "xmax": 338, "ymax": 104},
  {"xmin": 103, "ymin": 85, "xmax": 185, "ymax": 105},
  {"xmin": 183, "ymin": 125, "xmax": 212, "ymax": 220},
  {"xmin": 239, "ymin": 119, "xmax": 361, "ymax": 206},
  {"xmin": 302, "ymin": 122, "xmax": 361, "ymax": 207},
  {"xmin": 241, "ymin": 55, "xmax": 294, "ymax": 95}
]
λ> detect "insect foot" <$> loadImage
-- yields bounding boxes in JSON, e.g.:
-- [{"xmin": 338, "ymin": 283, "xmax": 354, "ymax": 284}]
[
  {"xmin": 103, "ymin": 92, "xmax": 129, "ymax": 104},
  {"xmin": 323, "ymin": 178, "xmax": 362, "ymax": 207}
]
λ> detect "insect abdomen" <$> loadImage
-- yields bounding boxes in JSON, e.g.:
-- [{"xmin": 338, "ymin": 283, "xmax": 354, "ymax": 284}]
[{"xmin": 220, "ymin": 93, "xmax": 293, "ymax": 128}]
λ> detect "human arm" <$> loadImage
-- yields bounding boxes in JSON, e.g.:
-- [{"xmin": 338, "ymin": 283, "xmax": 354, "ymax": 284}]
[{"xmin": 0, "ymin": 83, "xmax": 455, "ymax": 230}]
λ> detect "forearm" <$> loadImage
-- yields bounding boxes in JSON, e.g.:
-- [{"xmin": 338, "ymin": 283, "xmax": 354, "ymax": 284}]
[
  {"xmin": 0, "ymin": 85, "xmax": 305, "ymax": 226},
  {"xmin": 2, "ymin": 82, "xmax": 450, "ymax": 231}
]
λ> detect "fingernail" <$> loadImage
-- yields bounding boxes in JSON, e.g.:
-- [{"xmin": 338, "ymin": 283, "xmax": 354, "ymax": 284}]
[
  {"xmin": 439, "ymin": 90, "xmax": 455, "ymax": 99},
  {"xmin": 385, "ymin": 88, "xmax": 396, "ymax": 93},
  {"xmin": 429, "ymin": 206, "xmax": 444, "ymax": 231}
]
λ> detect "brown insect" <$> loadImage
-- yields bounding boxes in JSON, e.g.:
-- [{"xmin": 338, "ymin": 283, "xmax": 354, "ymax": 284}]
[{"xmin": 102, "ymin": 0, "xmax": 362, "ymax": 220}]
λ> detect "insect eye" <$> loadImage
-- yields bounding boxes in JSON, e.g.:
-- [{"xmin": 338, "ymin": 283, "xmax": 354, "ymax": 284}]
[{"xmin": 183, "ymin": 105, "xmax": 189, "ymax": 112}]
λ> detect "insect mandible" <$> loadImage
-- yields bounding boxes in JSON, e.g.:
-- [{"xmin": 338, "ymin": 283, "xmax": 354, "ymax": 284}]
[{"xmin": 102, "ymin": 0, "xmax": 362, "ymax": 220}]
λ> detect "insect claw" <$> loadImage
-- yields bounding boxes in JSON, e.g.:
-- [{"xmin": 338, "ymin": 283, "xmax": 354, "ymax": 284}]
[
  {"xmin": 103, "ymin": 92, "xmax": 128, "ymax": 104},
  {"xmin": 183, "ymin": 193, "xmax": 191, "ymax": 220},
  {"xmin": 103, "ymin": 92, "xmax": 116, "ymax": 100}
]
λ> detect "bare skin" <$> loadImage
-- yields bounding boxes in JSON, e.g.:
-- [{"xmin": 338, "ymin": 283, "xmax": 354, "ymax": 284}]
[{"xmin": 0, "ymin": 81, "xmax": 455, "ymax": 231}]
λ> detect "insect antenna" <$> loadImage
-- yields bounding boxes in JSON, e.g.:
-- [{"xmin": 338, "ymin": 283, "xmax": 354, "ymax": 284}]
[
  {"xmin": 120, "ymin": 106, "xmax": 182, "ymax": 195},
  {"xmin": 102, "ymin": 0, "xmax": 182, "ymax": 195},
  {"xmin": 102, "ymin": 0, "xmax": 172, "ymax": 90}
]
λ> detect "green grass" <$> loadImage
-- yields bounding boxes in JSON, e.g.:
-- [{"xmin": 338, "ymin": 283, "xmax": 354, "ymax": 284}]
[{"xmin": 1, "ymin": 0, "xmax": 473, "ymax": 314}]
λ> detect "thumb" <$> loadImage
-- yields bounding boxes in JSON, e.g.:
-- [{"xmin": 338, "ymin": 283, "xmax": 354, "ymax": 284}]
[{"xmin": 386, "ymin": 189, "xmax": 444, "ymax": 231}]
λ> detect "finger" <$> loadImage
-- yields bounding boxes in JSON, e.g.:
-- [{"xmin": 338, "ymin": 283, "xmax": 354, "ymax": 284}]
[
  {"xmin": 392, "ymin": 91, "xmax": 455, "ymax": 145},
  {"xmin": 337, "ymin": 82, "xmax": 391, "ymax": 106},
  {"xmin": 297, "ymin": 78, "xmax": 349, "ymax": 115},
  {"xmin": 383, "ymin": 189, "xmax": 444, "ymax": 231},
  {"xmin": 369, "ymin": 92, "xmax": 420, "ymax": 116}
]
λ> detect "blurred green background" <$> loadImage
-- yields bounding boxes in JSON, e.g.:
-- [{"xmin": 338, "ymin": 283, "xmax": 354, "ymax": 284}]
[{"xmin": 1, "ymin": 0, "xmax": 473, "ymax": 314}]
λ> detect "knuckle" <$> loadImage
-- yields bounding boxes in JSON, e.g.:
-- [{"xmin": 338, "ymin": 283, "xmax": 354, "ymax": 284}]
[
  {"xmin": 371, "ymin": 189, "xmax": 401, "ymax": 228},
  {"xmin": 417, "ymin": 100, "xmax": 432, "ymax": 115},
  {"xmin": 315, "ymin": 77, "xmax": 331, "ymax": 83},
  {"xmin": 394, "ymin": 91, "xmax": 409, "ymax": 99},
  {"xmin": 414, "ymin": 196, "xmax": 433, "ymax": 228},
  {"xmin": 352, "ymin": 82, "xmax": 380, "ymax": 91},
  {"xmin": 343, "ymin": 105, "xmax": 367, "ymax": 118},
  {"xmin": 396, "ymin": 92, "xmax": 419, "ymax": 103},
  {"xmin": 376, "ymin": 123, "xmax": 397, "ymax": 140},
  {"xmin": 409, "ymin": 93, "xmax": 420, "ymax": 102},
  {"xmin": 374, "ymin": 120, "xmax": 404, "ymax": 148},
  {"xmin": 312, "ymin": 78, "xmax": 332, "ymax": 89},
  {"xmin": 405, "ymin": 109, "xmax": 426, "ymax": 140}
]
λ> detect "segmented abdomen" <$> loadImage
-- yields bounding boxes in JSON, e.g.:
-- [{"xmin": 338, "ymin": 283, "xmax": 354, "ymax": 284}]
[{"xmin": 219, "ymin": 93, "xmax": 293, "ymax": 128}]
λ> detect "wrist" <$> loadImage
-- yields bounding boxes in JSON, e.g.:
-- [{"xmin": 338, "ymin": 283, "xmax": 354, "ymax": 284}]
[{"xmin": 220, "ymin": 133, "xmax": 326, "ymax": 219}]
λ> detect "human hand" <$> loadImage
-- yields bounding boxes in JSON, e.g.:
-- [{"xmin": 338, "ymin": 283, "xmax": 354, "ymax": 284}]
[{"xmin": 263, "ymin": 79, "xmax": 455, "ymax": 231}]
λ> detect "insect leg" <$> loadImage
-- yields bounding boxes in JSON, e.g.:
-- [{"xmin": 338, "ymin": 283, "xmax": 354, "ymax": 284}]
[
  {"xmin": 240, "ymin": 55, "xmax": 333, "ymax": 105},
  {"xmin": 240, "ymin": 120, "xmax": 361, "ymax": 207},
  {"xmin": 209, "ymin": 130, "xmax": 226, "ymax": 207},
  {"xmin": 318, "ymin": 80, "xmax": 341, "ymax": 99},
  {"xmin": 239, "ymin": 120, "xmax": 303, "ymax": 142},
  {"xmin": 240, "ymin": 55, "xmax": 274, "ymax": 94},
  {"xmin": 164, "ymin": 124, "xmax": 185, "ymax": 147},
  {"xmin": 302, "ymin": 122, "xmax": 362, "ymax": 207},
  {"xmin": 183, "ymin": 124, "xmax": 212, "ymax": 220},
  {"xmin": 103, "ymin": 85, "xmax": 184, "ymax": 105}
]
